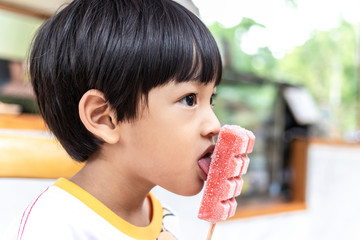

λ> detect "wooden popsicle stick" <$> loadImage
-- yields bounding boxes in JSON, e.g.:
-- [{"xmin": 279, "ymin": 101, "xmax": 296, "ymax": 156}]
[{"xmin": 206, "ymin": 223, "xmax": 216, "ymax": 240}]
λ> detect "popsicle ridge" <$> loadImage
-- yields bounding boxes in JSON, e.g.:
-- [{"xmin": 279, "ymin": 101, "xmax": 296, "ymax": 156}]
[{"xmin": 198, "ymin": 125, "xmax": 255, "ymax": 223}]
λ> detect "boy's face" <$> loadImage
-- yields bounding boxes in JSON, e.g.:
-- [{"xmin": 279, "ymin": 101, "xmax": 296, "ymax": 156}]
[{"xmin": 119, "ymin": 80, "xmax": 220, "ymax": 196}]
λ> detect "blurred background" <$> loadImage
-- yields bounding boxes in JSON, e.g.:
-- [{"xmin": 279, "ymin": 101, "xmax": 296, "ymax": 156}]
[
  {"xmin": 195, "ymin": 0, "xmax": 360, "ymax": 206},
  {"xmin": 0, "ymin": 0, "xmax": 360, "ymax": 239}
]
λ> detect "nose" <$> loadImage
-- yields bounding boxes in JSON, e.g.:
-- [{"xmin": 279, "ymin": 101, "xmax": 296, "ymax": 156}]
[{"xmin": 201, "ymin": 108, "xmax": 221, "ymax": 138}]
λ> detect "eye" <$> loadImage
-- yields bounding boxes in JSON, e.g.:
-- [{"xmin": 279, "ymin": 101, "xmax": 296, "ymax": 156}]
[
  {"xmin": 180, "ymin": 94, "xmax": 197, "ymax": 107},
  {"xmin": 210, "ymin": 93, "xmax": 217, "ymax": 107}
]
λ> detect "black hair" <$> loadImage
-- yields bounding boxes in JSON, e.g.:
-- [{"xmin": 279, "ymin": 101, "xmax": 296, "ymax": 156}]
[{"xmin": 30, "ymin": 0, "xmax": 222, "ymax": 162}]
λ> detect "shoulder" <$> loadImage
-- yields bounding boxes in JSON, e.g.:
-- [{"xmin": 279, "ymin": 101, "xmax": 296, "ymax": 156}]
[
  {"xmin": 6, "ymin": 184, "xmax": 120, "ymax": 239},
  {"xmin": 8, "ymin": 183, "xmax": 121, "ymax": 240},
  {"xmin": 4, "ymin": 185, "xmax": 76, "ymax": 239}
]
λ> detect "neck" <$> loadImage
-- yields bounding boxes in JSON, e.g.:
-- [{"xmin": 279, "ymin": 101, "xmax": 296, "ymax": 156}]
[{"xmin": 70, "ymin": 150, "xmax": 155, "ymax": 227}]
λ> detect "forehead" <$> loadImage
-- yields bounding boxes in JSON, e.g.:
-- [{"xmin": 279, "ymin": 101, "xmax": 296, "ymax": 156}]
[{"xmin": 169, "ymin": 79, "xmax": 217, "ymax": 91}]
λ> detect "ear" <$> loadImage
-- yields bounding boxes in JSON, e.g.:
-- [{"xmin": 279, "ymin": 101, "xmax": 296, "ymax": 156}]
[{"xmin": 79, "ymin": 89, "xmax": 120, "ymax": 144}]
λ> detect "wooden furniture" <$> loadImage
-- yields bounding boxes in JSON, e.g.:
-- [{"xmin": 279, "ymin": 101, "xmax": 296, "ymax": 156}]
[
  {"xmin": 233, "ymin": 138, "xmax": 307, "ymax": 219},
  {"xmin": 0, "ymin": 2, "xmax": 52, "ymax": 19},
  {"xmin": 0, "ymin": 114, "xmax": 47, "ymax": 130},
  {"xmin": 0, "ymin": 114, "xmax": 83, "ymax": 179}
]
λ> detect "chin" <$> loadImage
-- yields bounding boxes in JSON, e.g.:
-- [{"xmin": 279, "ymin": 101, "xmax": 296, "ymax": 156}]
[{"xmin": 175, "ymin": 180, "xmax": 205, "ymax": 197}]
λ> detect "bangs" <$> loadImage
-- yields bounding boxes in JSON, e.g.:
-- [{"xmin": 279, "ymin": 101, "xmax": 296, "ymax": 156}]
[{"xmin": 140, "ymin": 0, "xmax": 222, "ymax": 93}]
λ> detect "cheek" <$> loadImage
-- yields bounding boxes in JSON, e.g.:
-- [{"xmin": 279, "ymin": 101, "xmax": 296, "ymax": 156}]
[
  {"xmin": 141, "ymin": 130, "xmax": 195, "ymax": 179},
  {"xmin": 132, "ymin": 125, "xmax": 204, "ymax": 196},
  {"xmin": 139, "ymin": 118, "xmax": 191, "ymax": 156},
  {"xmin": 151, "ymin": 133, "xmax": 191, "ymax": 167},
  {"xmin": 126, "ymin": 110, "xmax": 199, "ymax": 177}
]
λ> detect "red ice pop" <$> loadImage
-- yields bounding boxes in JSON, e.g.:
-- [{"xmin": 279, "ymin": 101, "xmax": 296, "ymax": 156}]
[{"xmin": 198, "ymin": 125, "xmax": 255, "ymax": 223}]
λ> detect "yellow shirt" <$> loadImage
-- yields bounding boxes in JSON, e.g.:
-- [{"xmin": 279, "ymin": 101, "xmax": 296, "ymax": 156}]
[{"xmin": 6, "ymin": 178, "xmax": 178, "ymax": 240}]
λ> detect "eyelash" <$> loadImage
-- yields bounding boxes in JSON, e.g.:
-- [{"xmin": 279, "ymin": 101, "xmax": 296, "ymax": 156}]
[
  {"xmin": 179, "ymin": 93, "xmax": 217, "ymax": 107},
  {"xmin": 180, "ymin": 94, "xmax": 197, "ymax": 107},
  {"xmin": 210, "ymin": 93, "xmax": 217, "ymax": 107}
]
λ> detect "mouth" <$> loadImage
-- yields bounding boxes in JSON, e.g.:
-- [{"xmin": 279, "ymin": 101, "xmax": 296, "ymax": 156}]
[{"xmin": 197, "ymin": 145, "xmax": 215, "ymax": 181}]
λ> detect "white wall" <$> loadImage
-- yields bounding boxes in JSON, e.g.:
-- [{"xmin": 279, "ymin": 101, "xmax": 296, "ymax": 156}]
[{"xmin": 1, "ymin": 142, "xmax": 360, "ymax": 239}]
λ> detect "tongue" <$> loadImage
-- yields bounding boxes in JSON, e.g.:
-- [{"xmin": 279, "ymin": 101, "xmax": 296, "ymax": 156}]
[{"xmin": 198, "ymin": 157, "xmax": 211, "ymax": 176}]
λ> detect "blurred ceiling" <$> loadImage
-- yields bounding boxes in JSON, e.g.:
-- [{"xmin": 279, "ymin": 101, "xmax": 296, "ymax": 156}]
[{"xmin": 0, "ymin": 0, "xmax": 199, "ymax": 19}]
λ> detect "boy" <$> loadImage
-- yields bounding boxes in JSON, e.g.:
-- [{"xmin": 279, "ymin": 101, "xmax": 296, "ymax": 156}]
[{"xmin": 5, "ymin": 0, "xmax": 222, "ymax": 239}]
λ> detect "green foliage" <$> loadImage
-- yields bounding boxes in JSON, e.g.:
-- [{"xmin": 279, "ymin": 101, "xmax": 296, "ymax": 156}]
[
  {"xmin": 214, "ymin": 84, "xmax": 277, "ymax": 129},
  {"xmin": 278, "ymin": 20, "xmax": 357, "ymax": 100},
  {"xmin": 208, "ymin": 18, "xmax": 271, "ymax": 74},
  {"xmin": 209, "ymin": 18, "xmax": 359, "ymax": 134},
  {"xmin": 277, "ymin": 20, "xmax": 358, "ymax": 133}
]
